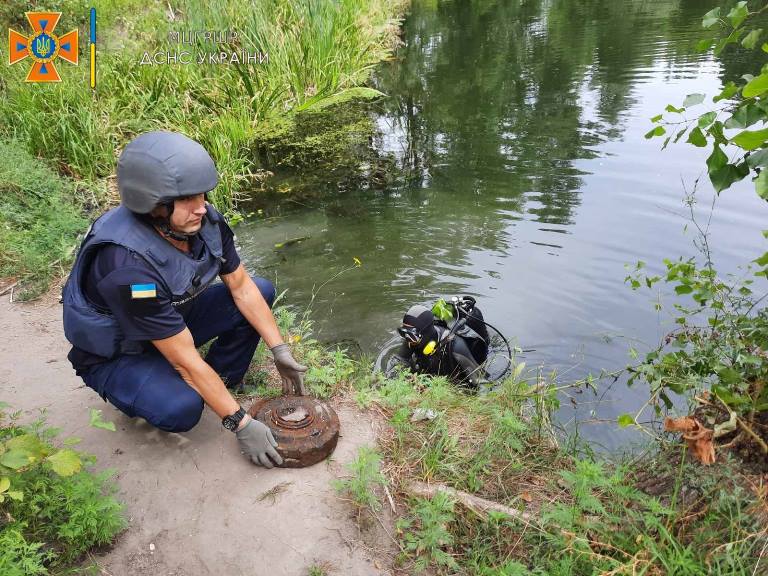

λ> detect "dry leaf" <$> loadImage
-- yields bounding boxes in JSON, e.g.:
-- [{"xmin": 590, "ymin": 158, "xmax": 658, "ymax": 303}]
[
  {"xmin": 520, "ymin": 491, "xmax": 533, "ymax": 503},
  {"xmin": 663, "ymin": 416, "xmax": 697, "ymax": 433},
  {"xmin": 664, "ymin": 416, "xmax": 715, "ymax": 465}
]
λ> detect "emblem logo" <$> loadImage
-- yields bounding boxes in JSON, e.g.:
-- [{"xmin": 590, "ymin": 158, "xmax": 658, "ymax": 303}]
[{"xmin": 9, "ymin": 12, "xmax": 79, "ymax": 83}]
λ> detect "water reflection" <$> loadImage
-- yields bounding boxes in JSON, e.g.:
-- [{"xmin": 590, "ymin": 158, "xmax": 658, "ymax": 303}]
[{"xmin": 238, "ymin": 0, "xmax": 765, "ymax": 450}]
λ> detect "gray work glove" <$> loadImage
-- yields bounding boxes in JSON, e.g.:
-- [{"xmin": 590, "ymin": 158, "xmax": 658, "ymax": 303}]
[
  {"xmin": 236, "ymin": 418, "xmax": 283, "ymax": 468},
  {"xmin": 271, "ymin": 343, "xmax": 308, "ymax": 396}
]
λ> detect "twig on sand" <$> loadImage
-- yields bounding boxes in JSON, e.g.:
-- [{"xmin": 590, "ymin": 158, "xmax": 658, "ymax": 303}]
[
  {"xmin": 383, "ymin": 484, "xmax": 396, "ymax": 513},
  {"xmin": 406, "ymin": 481, "xmax": 537, "ymax": 526},
  {"xmin": 256, "ymin": 481, "xmax": 293, "ymax": 504},
  {"xmin": 0, "ymin": 282, "xmax": 18, "ymax": 297}
]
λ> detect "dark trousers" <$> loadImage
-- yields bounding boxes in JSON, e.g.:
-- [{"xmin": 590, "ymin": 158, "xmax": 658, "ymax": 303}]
[{"xmin": 82, "ymin": 276, "xmax": 275, "ymax": 432}]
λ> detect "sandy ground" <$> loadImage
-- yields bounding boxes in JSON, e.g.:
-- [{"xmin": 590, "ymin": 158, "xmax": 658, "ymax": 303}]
[{"xmin": 0, "ymin": 293, "xmax": 394, "ymax": 576}]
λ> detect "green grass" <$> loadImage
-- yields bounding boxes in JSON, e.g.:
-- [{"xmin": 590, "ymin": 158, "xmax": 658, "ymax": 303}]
[
  {"xmin": 333, "ymin": 446, "xmax": 388, "ymax": 512},
  {"xmin": 0, "ymin": 141, "xmax": 91, "ymax": 300},
  {"xmin": 0, "ymin": 0, "xmax": 405, "ymax": 295},
  {"xmin": 274, "ymin": 318, "xmax": 767, "ymax": 575},
  {"xmin": 0, "ymin": 405, "xmax": 125, "ymax": 574},
  {"xmin": 0, "ymin": 0, "xmax": 406, "ymax": 214}
]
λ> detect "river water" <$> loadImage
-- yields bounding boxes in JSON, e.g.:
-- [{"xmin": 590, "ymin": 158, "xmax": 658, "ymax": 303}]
[{"xmin": 237, "ymin": 0, "xmax": 767, "ymax": 449}]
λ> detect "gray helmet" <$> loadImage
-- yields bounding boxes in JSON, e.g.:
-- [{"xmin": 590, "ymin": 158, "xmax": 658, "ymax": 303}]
[{"xmin": 117, "ymin": 131, "xmax": 219, "ymax": 214}]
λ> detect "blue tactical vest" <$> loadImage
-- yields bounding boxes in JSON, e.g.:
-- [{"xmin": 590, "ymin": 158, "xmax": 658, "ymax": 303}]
[{"xmin": 62, "ymin": 204, "xmax": 224, "ymax": 359}]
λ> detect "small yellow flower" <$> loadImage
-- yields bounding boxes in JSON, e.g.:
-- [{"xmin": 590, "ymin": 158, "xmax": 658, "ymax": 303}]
[
  {"xmin": 353, "ymin": 257, "xmax": 362, "ymax": 267},
  {"xmin": 291, "ymin": 334, "xmax": 302, "ymax": 343}
]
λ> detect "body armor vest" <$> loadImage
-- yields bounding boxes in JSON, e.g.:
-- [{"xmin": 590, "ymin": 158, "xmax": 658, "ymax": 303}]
[{"xmin": 62, "ymin": 204, "xmax": 224, "ymax": 359}]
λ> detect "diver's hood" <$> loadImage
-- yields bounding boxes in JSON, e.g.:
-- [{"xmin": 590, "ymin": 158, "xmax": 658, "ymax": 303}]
[{"xmin": 402, "ymin": 304, "xmax": 439, "ymax": 344}]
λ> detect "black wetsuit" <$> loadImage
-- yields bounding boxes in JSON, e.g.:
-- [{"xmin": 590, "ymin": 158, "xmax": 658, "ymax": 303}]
[{"xmin": 394, "ymin": 306, "xmax": 490, "ymax": 386}]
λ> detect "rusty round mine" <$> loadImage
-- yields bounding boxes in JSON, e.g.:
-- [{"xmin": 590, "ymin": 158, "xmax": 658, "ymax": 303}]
[{"xmin": 248, "ymin": 396, "xmax": 340, "ymax": 468}]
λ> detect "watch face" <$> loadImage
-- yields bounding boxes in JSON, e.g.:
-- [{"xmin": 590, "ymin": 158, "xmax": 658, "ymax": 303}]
[{"xmin": 223, "ymin": 407, "xmax": 245, "ymax": 431}]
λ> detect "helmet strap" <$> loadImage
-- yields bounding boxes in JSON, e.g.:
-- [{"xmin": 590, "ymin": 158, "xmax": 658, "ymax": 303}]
[{"xmin": 151, "ymin": 202, "xmax": 195, "ymax": 242}]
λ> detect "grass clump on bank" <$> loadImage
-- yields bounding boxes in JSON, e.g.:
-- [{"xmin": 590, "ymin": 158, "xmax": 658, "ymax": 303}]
[
  {"xmin": 279, "ymin": 314, "xmax": 764, "ymax": 573},
  {"xmin": 336, "ymin": 368, "xmax": 766, "ymax": 574},
  {"xmin": 0, "ymin": 0, "xmax": 406, "ymax": 213},
  {"xmin": 0, "ymin": 404, "xmax": 125, "ymax": 574},
  {"xmin": 252, "ymin": 306, "xmax": 766, "ymax": 574},
  {"xmin": 0, "ymin": 0, "xmax": 406, "ymax": 297},
  {"xmin": 0, "ymin": 141, "xmax": 92, "ymax": 300}
]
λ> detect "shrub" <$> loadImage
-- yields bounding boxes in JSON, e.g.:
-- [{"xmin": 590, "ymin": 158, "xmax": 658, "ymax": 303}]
[{"xmin": 0, "ymin": 404, "xmax": 125, "ymax": 573}]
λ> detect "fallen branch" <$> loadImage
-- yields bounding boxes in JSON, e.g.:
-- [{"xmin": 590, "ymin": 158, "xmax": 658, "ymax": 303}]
[
  {"xmin": 383, "ymin": 484, "xmax": 396, "ymax": 514},
  {"xmin": 697, "ymin": 394, "xmax": 768, "ymax": 454},
  {"xmin": 737, "ymin": 417, "xmax": 768, "ymax": 454},
  {"xmin": 406, "ymin": 481, "xmax": 537, "ymax": 526},
  {"xmin": 0, "ymin": 282, "xmax": 18, "ymax": 297}
]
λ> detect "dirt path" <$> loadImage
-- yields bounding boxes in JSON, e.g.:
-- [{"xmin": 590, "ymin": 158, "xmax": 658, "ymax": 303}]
[{"xmin": 0, "ymin": 293, "xmax": 393, "ymax": 576}]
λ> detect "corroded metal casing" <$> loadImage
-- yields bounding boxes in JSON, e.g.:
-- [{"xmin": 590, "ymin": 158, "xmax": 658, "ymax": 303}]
[{"xmin": 248, "ymin": 396, "xmax": 340, "ymax": 468}]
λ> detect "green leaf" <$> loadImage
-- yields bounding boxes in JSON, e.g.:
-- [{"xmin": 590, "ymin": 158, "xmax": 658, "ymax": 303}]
[
  {"xmin": 47, "ymin": 449, "xmax": 82, "ymax": 477},
  {"xmin": 63, "ymin": 437, "xmax": 82, "ymax": 447},
  {"xmin": 715, "ymin": 28, "xmax": 746, "ymax": 56},
  {"xmin": 763, "ymin": 42, "xmax": 768, "ymax": 53},
  {"xmin": 683, "ymin": 93, "xmax": 705, "ymax": 107},
  {"xmin": 714, "ymin": 81, "xmax": 739, "ymax": 102},
  {"xmin": 702, "ymin": 7, "xmax": 720, "ymax": 28},
  {"xmin": 697, "ymin": 111, "xmax": 717, "ymax": 129},
  {"xmin": 0, "ymin": 450, "xmax": 33, "ymax": 470},
  {"xmin": 0, "ymin": 476, "xmax": 9, "ymax": 493},
  {"xmin": 644, "ymin": 126, "xmax": 666, "ymax": 139},
  {"xmin": 725, "ymin": 103, "xmax": 763, "ymax": 129},
  {"xmin": 712, "ymin": 385, "xmax": 748, "ymax": 406},
  {"xmin": 650, "ymin": 113, "xmax": 663, "ymax": 123},
  {"xmin": 756, "ymin": 171, "xmax": 768, "ymax": 200},
  {"xmin": 742, "ymin": 29, "xmax": 763, "ymax": 50},
  {"xmin": 755, "ymin": 251, "xmax": 768, "ymax": 266},
  {"xmin": 617, "ymin": 414, "xmax": 635, "ymax": 428},
  {"xmin": 7, "ymin": 490, "xmax": 23, "ymax": 501},
  {"xmin": 709, "ymin": 162, "xmax": 750, "ymax": 193},
  {"xmin": 743, "ymin": 73, "xmax": 768, "ymax": 98},
  {"xmin": 675, "ymin": 284, "xmax": 693, "ymax": 295},
  {"xmin": 89, "ymin": 408, "xmax": 116, "ymax": 432},
  {"xmin": 5, "ymin": 434, "xmax": 46, "ymax": 457},
  {"xmin": 686, "ymin": 126, "xmax": 707, "ymax": 147},
  {"xmin": 431, "ymin": 299, "xmax": 454, "ymax": 322},
  {"xmin": 727, "ymin": 2, "xmax": 749, "ymax": 29},
  {"xmin": 673, "ymin": 128, "xmax": 688, "ymax": 143},
  {"xmin": 695, "ymin": 38, "xmax": 713, "ymax": 53},
  {"xmin": 709, "ymin": 120, "xmax": 728, "ymax": 145},
  {"xmin": 732, "ymin": 127, "xmax": 768, "ymax": 151},
  {"xmin": 665, "ymin": 104, "xmax": 685, "ymax": 113},
  {"xmin": 747, "ymin": 147, "xmax": 768, "ymax": 168},
  {"xmin": 706, "ymin": 145, "xmax": 728, "ymax": 173}
]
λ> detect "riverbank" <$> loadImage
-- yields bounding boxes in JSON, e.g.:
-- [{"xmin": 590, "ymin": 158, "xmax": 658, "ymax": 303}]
[
  {"xmin": 242, "ymin": 302, "xmax": 768, "ymax": 574},
  {"xmin": 329, "ymin": 362, "xmax": 767, "ymax": 574},
  {"xmin": 3, "ymin": 0, "xmax": 768, "ymax": 573},
  {"xmin": 0, "ymin": 0, "xmax": 406, "ymax": 299},
  {"xmin": 0, "ymin": 294, "xmax": 398, "ymax": 575},
  {"xmin": 3, "ymin": 288, "xmax": 766, "ymax": 575}
]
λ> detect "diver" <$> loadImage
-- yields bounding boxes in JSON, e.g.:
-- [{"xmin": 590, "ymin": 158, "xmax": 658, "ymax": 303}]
[{"xmin": 393, "ymin": 296, "xmax": 492, "ymax": 387}]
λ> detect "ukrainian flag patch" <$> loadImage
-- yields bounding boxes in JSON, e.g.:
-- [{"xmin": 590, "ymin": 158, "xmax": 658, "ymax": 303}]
[{"xmin": 130, "ymin": 283, "xmax": 157, "ymax": 299}]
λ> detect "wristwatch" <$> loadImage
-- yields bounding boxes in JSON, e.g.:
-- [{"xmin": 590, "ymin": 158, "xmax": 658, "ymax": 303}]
[{"xmin": 222, "ymin": 407, "xmax": 247, "ymax": 432}]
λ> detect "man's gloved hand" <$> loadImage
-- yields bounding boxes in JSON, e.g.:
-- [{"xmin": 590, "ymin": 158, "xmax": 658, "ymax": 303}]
[
  {"xmin": 271, "ymin": 343, "xmax": 308, "ymax": 396},
  {"xmin": 236, "ymin": 417, "xmax": 283, "ymax": 468}
]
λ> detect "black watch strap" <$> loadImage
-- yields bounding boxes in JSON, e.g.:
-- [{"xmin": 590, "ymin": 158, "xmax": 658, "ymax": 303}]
[{"xmin": 222, "ymin": 407, "xmax": 246, "ymax": 432}]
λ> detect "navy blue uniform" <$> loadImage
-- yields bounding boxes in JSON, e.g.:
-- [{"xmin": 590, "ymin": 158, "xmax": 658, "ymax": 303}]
[{"xmin": 68, "ymin": 217, "xmax": 276, "ymax": 432}]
